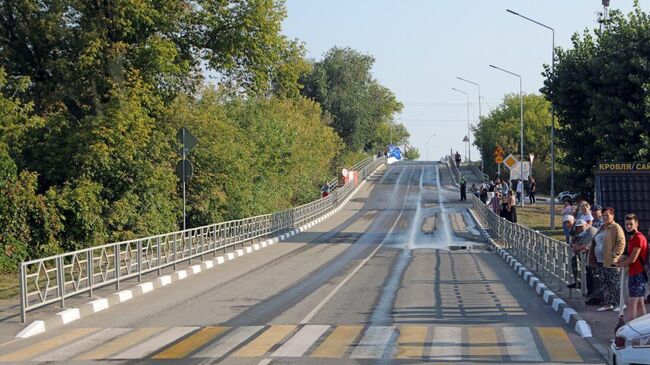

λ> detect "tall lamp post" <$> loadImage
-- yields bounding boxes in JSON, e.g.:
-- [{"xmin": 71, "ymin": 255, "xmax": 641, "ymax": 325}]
[
  {"xmin": 390, "ymin": 117, "xmax": 402, "ymax": 145},
  {"xmin": 489, "ymin": 64, "xmax": 524, "ymax": 207},
  {"xmin": 426, "ymin": 133, "xmax": 437, "ymax": 161},
  {"xmin": 451, "ymin": 87, "xmax": 470, "ymax": 163},
  {"xmin": 506, "ymin": 9, "xmax": 556, "ymax": 228},
  {"xmin": 457, "ymin": 77, "xmax": 483, "ymax": 173}
]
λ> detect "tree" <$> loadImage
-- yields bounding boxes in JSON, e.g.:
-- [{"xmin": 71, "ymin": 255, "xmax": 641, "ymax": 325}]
[
  {"xmin": 300, "ymin": 47, "xmax": 405, "ymax": 152},
  {"xmin": 0, "ymin": 68, "xmax": 62, "ymax": 268},
  {"xmin": 473, "ymin": 93, "xmax": 554, "ymax": 191},
  {"xmin": 541, "ymin": 4, "xmax": 650, "ymax": 193},
  {"xmin": 0, "ymin": 0, "xmax": 304, "ymax": 121},
  {"xmin": 403, "ymin": 146, "xmax": 420, "ymax": 161}
]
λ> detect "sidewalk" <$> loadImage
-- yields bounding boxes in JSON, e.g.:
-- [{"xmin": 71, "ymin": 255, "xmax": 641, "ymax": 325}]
[{"xmin": 542, "ymin": 269, "xmax": 649, "ymax": 356}]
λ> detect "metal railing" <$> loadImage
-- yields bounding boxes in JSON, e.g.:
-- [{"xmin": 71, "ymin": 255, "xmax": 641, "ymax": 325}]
[
  {"xmin": 446, "ymin": 155, "xmax": 460, "ymax": 186},
  {"xmin": 470, "ymin": 193, "xmax": 587, "ymax": 303},
  {"xmin": 469, "ymin": 162, "xmax": 489, "ymax": 183},
  {"xmin": 19, "ymin": 155, "xmax": 385, "ymax": 322}
]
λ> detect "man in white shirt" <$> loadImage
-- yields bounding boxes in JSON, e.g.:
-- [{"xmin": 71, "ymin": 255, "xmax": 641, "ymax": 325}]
[{"xmin": 516, "ymin": 180, "xmax": 523, "ymax": 204}]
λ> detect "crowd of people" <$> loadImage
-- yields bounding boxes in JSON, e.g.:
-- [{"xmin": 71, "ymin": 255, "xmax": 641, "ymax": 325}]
[
  {"xmin": 562, "ymin": 201, "xmax": 649, "ymax": 321},
  {"xmin": 464, "ymin": 174, "xmax": 649, "ymax": 322},
  {"xmin": 467, "ymin": 177, "xmax": 538, "ymax": 224}
]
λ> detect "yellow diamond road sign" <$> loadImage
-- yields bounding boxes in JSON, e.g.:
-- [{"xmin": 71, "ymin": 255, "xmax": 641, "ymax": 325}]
[{"xmin": 503, "ymin": 154, "xmax": 518, "ymax": 169}]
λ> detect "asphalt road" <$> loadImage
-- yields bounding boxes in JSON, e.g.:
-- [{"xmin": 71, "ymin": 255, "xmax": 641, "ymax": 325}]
[{"xmin": 0, "ymin": 161, "xmax": 605, "ymax": 364}]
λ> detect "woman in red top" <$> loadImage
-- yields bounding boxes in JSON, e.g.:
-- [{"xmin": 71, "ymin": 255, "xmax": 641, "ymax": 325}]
[{"xmin": 615, "ymin": 213, "xmax": 648, "ymax": 322}]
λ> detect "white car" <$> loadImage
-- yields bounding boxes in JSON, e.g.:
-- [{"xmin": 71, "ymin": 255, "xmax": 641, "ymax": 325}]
[
  {"xmin": 557, "ymin": 191, "xmax": 579, "ymax": 203},
  {"xmin": 610, "ymin": 313, "xmax": 650, "ymax": 364}
]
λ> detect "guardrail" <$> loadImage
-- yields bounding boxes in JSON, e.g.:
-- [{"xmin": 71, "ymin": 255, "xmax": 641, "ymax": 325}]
[
  {"xmin": 469, "ymin": 162, "xmax": 489, "ymax": 183},
  {"xmin": 19, "ymin": 155, "xmax": 385, "ymax": 322},
  {"xmin": 470, "ymin": 193, "xmax": 587, "ymax": 305},
  {"xmin": 446, "ymin": 155, "xmax": 460, "ymax": 186}
]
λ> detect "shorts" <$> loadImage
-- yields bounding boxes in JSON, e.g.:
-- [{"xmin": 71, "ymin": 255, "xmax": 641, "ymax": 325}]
[{"xmin": 628, "ymin": 272, "xmax": 648, "ymax": 297}]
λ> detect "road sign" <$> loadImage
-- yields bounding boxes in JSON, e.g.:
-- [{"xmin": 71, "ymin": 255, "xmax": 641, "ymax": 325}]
[
  {"xmin": 495, "ymin": 155, "xmax": 504, "ymax": 164},
  {"xmin": 462, "ymin": 135, "xmax": 469, "ymax": 142},
  {"xmin": 177, "ymin": 127, "xmax": 198, "ymax": 156},
  {"xmin": 503, "ymin": 154, "xmax": 518, "ymax": 169},
  {"xmin": 176, "ymin": 159, "xmax": 194, "ymax": 181},
  {"xmin": 509, "ymin": 161, "xmax": 531, "ymax": 181},
  {"xmin": 494, "ymin": 145, "xmax": 505, "ymax": 157}
]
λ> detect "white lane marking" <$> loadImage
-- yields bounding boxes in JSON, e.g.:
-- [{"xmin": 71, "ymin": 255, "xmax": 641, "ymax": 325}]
[
  {"xmin": 430, "ymin": 326, "xmax": 462, "ymax": 360},
  {"xmin": 349, "ymin": 326, "xmax": 395, "ymax": 359},
  {"xmin": 271, "ymin": 325, "xmax": 330, "ymax": 357},
  {"xmin": 112, "ymin": 327, "xmax": 198, "ymax": 359},
  {"xmin": 34, "ymin": 328, "xmax": 131, "ymax": 361},
  {"xmin": 299, "ymin": 166, "xmax": 414, "ymax": 324},
  {"xmin": 257, "ymin": 359, "xmax": 273, "ymax": 365},
  {"xmin": 502, "ymin": 327, "xmax": 543, "ymax": 362},
  {"xmin": 194, "ymin": 326, "xmax": 264, "ymax": 358}
]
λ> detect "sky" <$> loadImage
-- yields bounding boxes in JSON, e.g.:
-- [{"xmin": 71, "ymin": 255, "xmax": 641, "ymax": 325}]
[{"xmin": 281, "ymin": 0, "xmax": 648, "ymax": 162}]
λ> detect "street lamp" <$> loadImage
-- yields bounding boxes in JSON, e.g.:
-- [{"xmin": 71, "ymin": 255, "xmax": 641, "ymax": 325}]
[
  {"xmin": 489, "ymin": 64, "xmax": 524, "ymax": 207},
  {"xmin": 426, "ymin": 133, "xmax": 437, "ymax": 161},
  {"xmin": 451, "ymin": 87, "xmax": 471, "ymax": 163},
  {"xmin": 457, "ymin": 77, "xmax": 483, "ymax": 173},
  {"xmin": 507, "ymin": 9, "xmax": 557, "ymax": 228},
  {"xmin": 390, "ymin": 117, "xmax": 402, "ymax": 145}
]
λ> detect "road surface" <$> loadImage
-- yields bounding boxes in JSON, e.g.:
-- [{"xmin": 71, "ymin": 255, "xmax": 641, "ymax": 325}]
[{"xmin": 0, "ymin": 161, "xmax": 604, "ymax": 364}]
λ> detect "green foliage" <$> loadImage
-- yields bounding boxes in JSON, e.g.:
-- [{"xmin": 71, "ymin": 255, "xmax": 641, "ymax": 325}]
[
  {"xmin": 166, "ymin": 91, "xmax": 342, "ymax": 226},
  {"xmin": 402, "ymin": 146, "xmax": 420, "ymax": 160},
  {"xmin": 0, "ymin": 0, "xmax": 305, "ymax": 119},
  {"xmin": 541, "ymin": 4, "xmax": 650, "ymax": 193},
  {"xmin": 0, "ymin": 1, "xmax": 406, "ymax": 274},
  {"xmin": 300, "ymin": 47, "xmax": 406, "ymax": 152},
  {"xmin": 473, "ymin": 93, "xmax": 554, "ymax": 191}
]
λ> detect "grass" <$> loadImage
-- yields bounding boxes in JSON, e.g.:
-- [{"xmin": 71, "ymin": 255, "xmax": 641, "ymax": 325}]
[
  {"xmin": 516, "ymin": 204, "xmax": 566, "ymax": 242},
  {"xmin": 0, "ymin": 273, "xmax": 19, "ymax": 302}
]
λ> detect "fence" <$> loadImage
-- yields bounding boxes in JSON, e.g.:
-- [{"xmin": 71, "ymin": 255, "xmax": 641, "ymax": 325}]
[
  {"xmin": 446, "ymin": 155, "xmax": 460, "ymax": 185},
  {"xmin": 19, "ymin": 155, "xmax": 385, "ymax": 322},
  {"xmin": 470, "ymin": 193, "xmax": 589, "ymax": 305}
]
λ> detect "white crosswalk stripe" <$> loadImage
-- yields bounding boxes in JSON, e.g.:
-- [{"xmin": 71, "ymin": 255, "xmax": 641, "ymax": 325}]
[
  {"xmin": 0, "ymin": 324, "xmax": 587, "ymax": 363},
  {"xmin": 33, "ymin": 328, "xmax": 131, "ymax": 361},
  {"xmin": 502, "ymin": 327, "xmax": 544, "ymax": 362},
  {"xmin": 430, "ymin": 326, "xmax": 463, "ymax": 360},
  {"xmin": 111, "ymin": 326, "xmax": 198, "ymax": 359},
  {"xmin": 349, "ymin": 325, "xmax": 395, "ymax": 359},
  {"xmin": 193, "ymin": 326, "xmax": 264, "ymax": 358},
  {"xmin": 272, "ymin": 325, "xmax": 330, "ymax": 357}
]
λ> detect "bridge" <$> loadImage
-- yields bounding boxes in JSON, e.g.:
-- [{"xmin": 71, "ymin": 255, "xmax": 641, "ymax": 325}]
[{"xmin": 0, "ymin": 160, "xmax": 604, "ymax": 363}]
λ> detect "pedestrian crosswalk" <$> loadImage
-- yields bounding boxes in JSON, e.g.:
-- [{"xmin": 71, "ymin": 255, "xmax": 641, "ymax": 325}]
[{"xmin": 0, "ymin": 324, "xmax": 586, "ymax": 362}]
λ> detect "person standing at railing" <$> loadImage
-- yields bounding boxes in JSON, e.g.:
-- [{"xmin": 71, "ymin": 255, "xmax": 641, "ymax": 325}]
[
  {"xmin": 562, "ymin": 214, "xmax": 575, "ymax": 244},
  {"xmin": 588, "ymin": 207, "xmax": 626, "ymax": 312},
  {"xmin": 487, "ymin": 180, "xmax": 496, "ymax": 205},
  {"xmin": 568, "ymin": 219, "xmax": 597, "ymax": 290},
  {"xmin": 578, "ymin": 203, "xmax": 594, "ymax": 227},
  {"xmin": 615, "ymin": 213, "xmax": 648, "ymax": 322},
  {"xmin": 455, "ymin": 151, "xmax": 461, "ymax": 167},
  {"xmin": 508, "ymin": 191, "xmax": 517, "ymax": 223},
  {"xmin": 490, "ymin": 191, "xmax": 501, "ymax": 215},
  {"xmin": 516, "ymin": 179, "xmax": 523, "ymax": 204},
  {"xmin": 321, "ymin": 182, "xmax": 331, "ymax": 198},
  {"xmin": 591, "ymin": 204, "xmax": 604, "ymax": 229}
]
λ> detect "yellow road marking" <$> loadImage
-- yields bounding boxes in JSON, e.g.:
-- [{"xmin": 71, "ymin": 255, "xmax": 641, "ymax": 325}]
[
  {"xmin": 536, "ymin": 327, "xmax": 582, "ymax": 362},
  {"xmin": 153, "ymin": 326, "xmax": 229, "ymax": 359},
  {"xmin": 0, "ymin": 328, "xmax": 98, "ymax": 362},
  {"xmin": 75, "ymin": 327, "xmax": 163, "ymax": 360},
  {"xmin": 394, "ymin": 325, "xmax": 428, "ymax": 359},
  {"xmin": 468, "ymin": 327, "xmax": 502, "ymax": 359},
  {"xmin": 311, "ymin": 325, "xmax": 363, "ymax": 358},
  {"xmin": 232, "ymin": 325, "xmax": 296, "ymax": 357}
]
